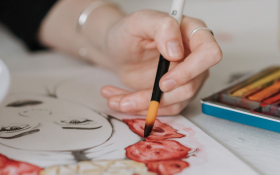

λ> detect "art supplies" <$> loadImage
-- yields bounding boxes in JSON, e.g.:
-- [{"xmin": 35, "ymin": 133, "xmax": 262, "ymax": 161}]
[
  {"xmin": 202, "ymin": 66, "xmax": 280, "ymax": 133},
  {"xmin": 144, "ymin": 0, "xmax": 186, "ymax": 137}
]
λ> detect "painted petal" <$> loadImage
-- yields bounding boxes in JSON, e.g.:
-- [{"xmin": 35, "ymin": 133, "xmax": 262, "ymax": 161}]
[
  {"xmin": 125, "ymin": 140, "xmax": 191, "ymax": 163},
  {"xmin": 0, "ymin": 153, "xmax": 42, "ymax": 175},
  {"xmin": 146, "ymin": 160, "xmax": 189, "ymax": 175},
  {"xmin": 123, "ymin": 119, "xmax": 185, "ymax": 140}
]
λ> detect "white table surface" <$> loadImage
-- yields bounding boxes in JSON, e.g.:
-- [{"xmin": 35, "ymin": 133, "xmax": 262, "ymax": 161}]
[{"xmin": 0, "ymin": 0, "xmax": 279, "ymax": 174}]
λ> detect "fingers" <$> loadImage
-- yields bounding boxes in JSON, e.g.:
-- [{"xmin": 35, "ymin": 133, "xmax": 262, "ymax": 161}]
[
  {"xmin": 102, "ymin": 71, "xmax": 207, "ymax": 115},
  {"xmin": 130, "ymin": 101, "xmax": 190, "ymax": 116},
  {"xmin": 159, "ymin": 17, "xmax": 222, "ymax": 92},
  {"xmin": 126, "ymin": 10, "xmax": 184, "ymax": 61},
  {"xmin": 160, "ymin": 71, "xmax": 208, "ymax": 105},
  {"xmin": 101, "ymin": 85, "xmax": 129, "ymax": 98}
]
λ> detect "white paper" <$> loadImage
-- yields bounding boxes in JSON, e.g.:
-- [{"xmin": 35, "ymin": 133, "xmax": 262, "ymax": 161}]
[{"xmin": 0, "ymin": 66, "xmax": 259, "ymax": 175}]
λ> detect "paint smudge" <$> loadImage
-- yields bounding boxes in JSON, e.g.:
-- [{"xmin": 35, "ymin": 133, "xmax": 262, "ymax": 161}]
[
  {"xmin": 146, "ymin": 160, "xmax": 189, "ymax": 175},
  {"xmin": 0, "ymin": 154, "xmax": 42, "ymax": 175},
  {"xmin": 125, "ymin": 140, "xmax": 191, "ymax": 163},
  {"xmin": 123, "ymin": 119, "xmax": 184, "ymax": 140}
]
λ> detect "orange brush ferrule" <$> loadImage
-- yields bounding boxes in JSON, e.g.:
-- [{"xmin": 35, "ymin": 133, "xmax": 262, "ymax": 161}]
[{"xmin": 144, "ymin": 101, "xmax": 160, "ymax": 137}]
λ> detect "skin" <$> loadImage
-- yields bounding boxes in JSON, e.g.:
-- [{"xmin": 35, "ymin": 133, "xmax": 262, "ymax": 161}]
[{"xmin": 39, "ymin": 0, "xmax": 222, "ymax": 116}]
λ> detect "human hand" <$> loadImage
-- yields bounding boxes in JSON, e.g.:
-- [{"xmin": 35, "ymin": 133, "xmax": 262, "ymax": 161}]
[
  {"xmin": 101, "ymin": 10, "xmax": 222, "ymax": 115},
  {"xmin": 38, "ymin": 1, "xmax": 221, "ymax": 115}
]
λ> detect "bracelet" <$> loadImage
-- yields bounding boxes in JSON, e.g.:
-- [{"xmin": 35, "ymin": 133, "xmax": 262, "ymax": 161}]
[
  {"xmin": 77, "ymin": 0, "xmax": 110, "ymax": 56},
  {"xmin": 77, "ymin": 0, "xmax": 110, "ymax": 33}
]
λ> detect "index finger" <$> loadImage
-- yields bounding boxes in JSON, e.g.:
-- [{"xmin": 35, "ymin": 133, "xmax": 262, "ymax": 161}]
[{"xmin": 159, "ymin": 16, "xmax": 222, "ymax": 92}]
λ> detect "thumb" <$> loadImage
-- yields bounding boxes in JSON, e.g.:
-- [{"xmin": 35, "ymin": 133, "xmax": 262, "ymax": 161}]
[{"xmin": 127, "ymin": 10, "xmax": 184, "ymax": 61}]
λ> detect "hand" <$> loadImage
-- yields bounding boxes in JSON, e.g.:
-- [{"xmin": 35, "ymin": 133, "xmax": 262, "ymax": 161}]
[
  {"xmin": 100, "ymin": 10, "xmax": 222, "ymax": 115},
  {"xmin": 38, "ymin": 1, "xmax": 221, "ymax": 115}
]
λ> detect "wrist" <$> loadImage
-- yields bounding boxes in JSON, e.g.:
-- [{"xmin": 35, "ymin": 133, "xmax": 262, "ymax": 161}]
[
  {"xmin": 82, "ymin": 4, "xmax": 125, "ymax": 62},
  {"xmin": 38, "ymin": 0, "xmax": 124, "ymax": 69}
]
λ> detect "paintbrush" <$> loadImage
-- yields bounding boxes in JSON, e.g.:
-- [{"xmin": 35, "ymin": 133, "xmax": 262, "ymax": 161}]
[{"xmin": 144, "ymin": 0, "xmax": 186, "ymax": 138}]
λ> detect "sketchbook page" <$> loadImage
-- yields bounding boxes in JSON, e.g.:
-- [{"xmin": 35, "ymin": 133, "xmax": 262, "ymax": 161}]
[
  {"xmin": 110, "ymin": 112, "xmax": 259, "ymax": 175},
  {"xmin": 0, "ymin": 67, "xmax": 259, "ymax": 175}
]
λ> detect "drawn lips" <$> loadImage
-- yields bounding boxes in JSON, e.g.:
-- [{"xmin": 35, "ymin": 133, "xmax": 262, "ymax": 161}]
[
  {"xmin": 146, "ymin": 160, "xmax": 189, "ymax": 175},
  {"xmin": 123, "ymin": 119, "xmax": 185, "ymax": 140},
  {"xmin": 125, "ymin": 140, "xmax": 191, "ymax": 163}
]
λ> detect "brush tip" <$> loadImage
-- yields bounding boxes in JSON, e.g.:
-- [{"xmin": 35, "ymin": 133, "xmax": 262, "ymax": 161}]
[{"xmin": 144, "ymin": 124, "xmax": 154, "ymax": 138}]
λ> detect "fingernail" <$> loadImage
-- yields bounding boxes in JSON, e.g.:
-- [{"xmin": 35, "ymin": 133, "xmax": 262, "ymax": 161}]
[
  {"xmin": 102, "ymin": 88, "xmax": 114, "ymax": 97},
  {"xmin": 167, "ymin": 40, "xmax": 183, "ymax": 59},
  {"xmin": 162, "ymin": 79, "xmax": 177, "ymax": 91},
  {"xmin": 121, "ymin": 101, "xmax": 136, "ymax": 111},
  {"xmin": 109, "ymin": 100, "xmax": 119, "ymax": 110}
]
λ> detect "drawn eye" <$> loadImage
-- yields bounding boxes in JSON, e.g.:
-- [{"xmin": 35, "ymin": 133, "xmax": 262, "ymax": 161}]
[
  {"xmin": 61, "ymin": 119, "xmax": 93, "ymax": 125},
  {"xmin": 0, "ymin": 124, "xmax": 31, "ymax": 133},
  {"xmin": 6, "ymin": 100, "xmax": 43, "ymax": 107},
  {"xmin": 56, "ymin": 118, "xmax": 102, "ymax": 130}
]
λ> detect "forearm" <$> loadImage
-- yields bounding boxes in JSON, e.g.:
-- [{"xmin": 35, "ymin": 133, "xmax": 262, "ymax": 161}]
[{"xmin": 38, "ymin": 0, "xmax": 125, "ymax": 69}]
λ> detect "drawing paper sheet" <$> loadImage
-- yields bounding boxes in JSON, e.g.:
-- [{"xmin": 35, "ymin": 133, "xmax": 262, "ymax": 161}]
[{"xmin": 0, "ymin": 66, "xmax": 259, "ymax": 175}]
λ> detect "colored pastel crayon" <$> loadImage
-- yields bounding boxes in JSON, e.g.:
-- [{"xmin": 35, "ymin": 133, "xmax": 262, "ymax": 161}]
[
  {"xmin": 220, "ymin": 93, "xmax": 260, "ymax": 110},
  {"xmin": 262, "ymin": 104, "xmax": 280, "ymax": 117},
  {"xmin": 232, "ymin": 69, "xmax": 280, "ymax": 97},
  {"xmin": 262, "ymin": 93, "xmax": 280, "ymax": 105},
  {"xmin": 248, "ymin": 81, "xmax": 280, "ymax": 102},
  {"xmin": 228, "ymin": 67, "xmax": 280, "ymax": 95}
]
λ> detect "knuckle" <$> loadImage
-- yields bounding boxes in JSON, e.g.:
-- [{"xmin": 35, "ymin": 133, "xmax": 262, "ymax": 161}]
[
  {"xmin": 143, "ymin": 91, "xmax": 152, "ymax": 105},
  {"xmin": 183, "ymin": 82, "xmax": 196, "ymax": 99},
  {"xmin": 195, "ymin": 18, "xmax": 207, "ymax": 26},
  {"xmin": 189, "ymin": 17, "xmax": 207, "ymax": 27},
  {"xmin": 180, "ymin": 66, "xmax": 192, "ymax": 81},
  {"xmin": 169, "ymin": 104, "xmax": 182, "ymax": 115},
  {"xmin": 160, "ymin": 16, "xmax": 179, "ymax": 29},
  {"xmin": 129, "ymin": 10, "xmax": 150, "ymax": 19},
  {"xmin": 205, "ymin": 42, "xmax": 223, "ymax": 64}
]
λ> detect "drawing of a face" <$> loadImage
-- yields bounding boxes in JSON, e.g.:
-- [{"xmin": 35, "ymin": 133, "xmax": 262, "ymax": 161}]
[{"xmin": 0, "ymin": 94, "xmax": 112, "ymax": 151}]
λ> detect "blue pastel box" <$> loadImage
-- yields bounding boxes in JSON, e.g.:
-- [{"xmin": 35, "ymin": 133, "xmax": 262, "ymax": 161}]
[{"xmin": 201, "ymin": 67, "xmax": 280, "ymax": 133}]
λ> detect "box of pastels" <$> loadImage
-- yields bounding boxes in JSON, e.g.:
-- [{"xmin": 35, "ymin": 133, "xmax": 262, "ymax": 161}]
[{"xmin": 202, "ymin": 66, "xmax": 280, "ymax": 133}]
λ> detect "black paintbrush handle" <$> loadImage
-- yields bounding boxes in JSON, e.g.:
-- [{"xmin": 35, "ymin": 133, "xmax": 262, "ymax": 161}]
[{"xmin": 151, "ymin": 54, "xmax": 170, "ymax": 102}]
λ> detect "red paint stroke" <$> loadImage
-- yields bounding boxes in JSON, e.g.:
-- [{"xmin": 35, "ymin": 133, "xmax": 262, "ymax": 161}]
[
  {"xmin": 263, "ymin": 93, "xmax": 280, "ymax": 105},
  {"xmin": 0, "ymin": 153, "xmax": 42, "ymax": 175},
  {"xmin": 125, "ymin": 140, "xmax": 191, "ymax": 163},
  {"xmin": 123, "ymin": 119, "xmax": 185, "ymax": 140},
  {"xmin": 146, "ymin": 160, "xmax": 189, "ymax": 175}
]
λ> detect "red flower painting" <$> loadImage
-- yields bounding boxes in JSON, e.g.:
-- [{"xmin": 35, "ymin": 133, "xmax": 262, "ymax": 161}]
[
  {"xmin": 123, "ymin": 119, "xmax": 184, "ymax": 140},
  {"xmin": 146, "ymin": 160, "xmax": 189, "ymax": 175},
  {"xmin": 124, "ymin": 118, "xmax": 193, "ymax": 175},
  {"xmin": 126, "ymin": 140, "xmax": 190, "ymax": 163},
  {"xmin": 0, "ymin": 154, "xmax": 42, "ymax": 175},
  {"xmin": 0, "ymin": 118, "xmax": 194, "ymax": 175}
]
